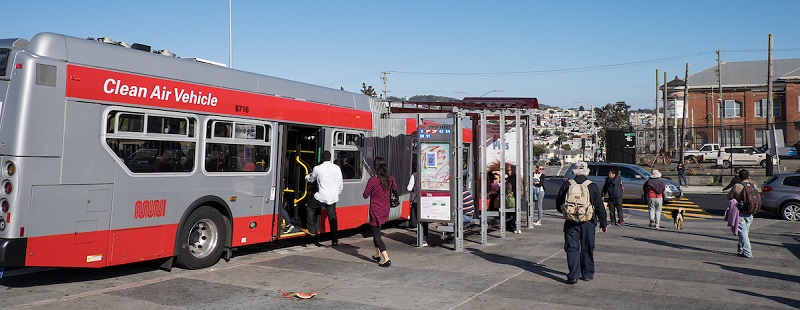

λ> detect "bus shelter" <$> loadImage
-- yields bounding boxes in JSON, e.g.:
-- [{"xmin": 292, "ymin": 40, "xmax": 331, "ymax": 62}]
[{"xmin": 388, "ymin": 97, "xmax": 538, "ymax": 252}]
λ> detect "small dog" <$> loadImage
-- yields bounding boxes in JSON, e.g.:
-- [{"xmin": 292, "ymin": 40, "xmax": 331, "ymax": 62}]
[{"xmin": 672, "ymin": 207, "xmax": 685, "ymax": 230}]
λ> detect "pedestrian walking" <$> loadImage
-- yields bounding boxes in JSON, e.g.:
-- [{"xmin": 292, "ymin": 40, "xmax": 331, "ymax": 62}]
[
  {"xmin": 556, "ymin": 162, "xmax": 608, "ymax": 284},
  {"xmin": 726, "ymin": 169, "xmax": 760, "ymax": 258},
  {"xmin": 602, "ymin": 169, "xmax": 624, "ymax": 226},
  {"xmin": 531, "ymin": 164, "xmax": 546, "ymax": 225},
  {"xmin": 676, "ymin": 162, "xmax": 688, "ymax": 187},
  {"xmin": 302, "ymin": 151, "xmax": 344, "ymax": 246},
  {"xmin": 722, "ymin": 168, "xmax": 741, "ymax": 191},
  {"xmin": 643, "ymin": 170, "xmax": 667, "ymax": 229},
  {"xmin": 363, "ymin": 156, "xmax": 397, "ymax": 267}
]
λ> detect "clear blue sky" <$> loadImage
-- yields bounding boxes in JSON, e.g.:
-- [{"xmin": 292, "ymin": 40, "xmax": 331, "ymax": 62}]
[{"xmin": 9, "ymin": 1, "xmax": 800, "ymax": 110}]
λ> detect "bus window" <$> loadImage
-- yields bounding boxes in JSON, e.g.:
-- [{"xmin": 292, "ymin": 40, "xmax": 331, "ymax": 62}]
[
  {"xmin": 0, "ymin": 49, "xmax": 8, "ymax": 77},
  {"xmin": 147, "ymin": 115, "xmax": 189, "ymax": 135},
  {"xmin": 105, "ymin": 110, "xmax": 197, "ymax": 173},
  {"xmin": 204, "ymin": 120, "xmax": 271, "ymax": 173},
  {"xmin": 117, "ymin": 113, "xmax": 145, "ymax": 133},
  {"xmin": 335, "ymin": 150, "xmax": 362, "ymax": 180}
]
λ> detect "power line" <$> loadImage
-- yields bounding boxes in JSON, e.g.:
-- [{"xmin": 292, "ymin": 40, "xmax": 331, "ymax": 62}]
[{"xmin": 387, "ymin": 51, "xmax": 717, "ymax": 76}]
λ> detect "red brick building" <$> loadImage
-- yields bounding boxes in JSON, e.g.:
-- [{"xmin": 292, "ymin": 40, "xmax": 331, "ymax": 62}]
[{"xmin": 673, "ymin": 58, "xmax": 800, "ymax": 149}]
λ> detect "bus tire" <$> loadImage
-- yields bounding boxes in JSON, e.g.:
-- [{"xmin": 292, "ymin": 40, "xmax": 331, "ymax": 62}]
[{"xmin": 175, "ymin": 206, "xmax": 227, "ymax": 270}]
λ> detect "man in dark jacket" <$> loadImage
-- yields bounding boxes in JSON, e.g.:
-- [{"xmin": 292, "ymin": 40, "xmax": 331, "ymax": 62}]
[
  {"xmin": 602, "ymin": 169, "xmax": 624, "ymax": 226},
  {"xmin": 556, "ymin": 162, "xmax": 608, "ymax": 284}
]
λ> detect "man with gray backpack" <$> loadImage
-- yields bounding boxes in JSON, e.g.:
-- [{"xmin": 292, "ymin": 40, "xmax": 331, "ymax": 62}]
[{"xmin": 556, "ymin": 162, "xmax": 608, "ymax": 284}]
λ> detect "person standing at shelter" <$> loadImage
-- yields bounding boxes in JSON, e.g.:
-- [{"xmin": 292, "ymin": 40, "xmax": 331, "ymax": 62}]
[
  {"xmin": 488, "ymin": 173, "xmax": 501, "ymax": 211},
  {"xmin": 531, "ymin": 164, "xmax": 546, "ymax": 225},
  {"xmin": 363, "ymin": 156, "xmax": 397, "ymax": 267},
  {"xmin": 556, "ymin": 162, "xmax": 608, "ymax": 284},
  {"xmin": 505, "ymin": 164, "xmax": 517, "ymax": 197},
  {"xmin": 726, "ymin": 169, "xmax": 758, "ymax": 258},
  {"xmin": 676, "ymin": 162, "xmax": 688, "ymax": 187},
  {"xmin": 602, "ymin": 170, "xmax": 624, "ymax": 226},
  {"xmin": 407, "ymin": 162, "xmax": 428, "ymax": 246},
  {"xmin": 643, "ymin": 170, "xmax": 667, "ymax": 229},
  {"xmin": 302, "ymin": 151, "xmax": 344, "ymax": 246}
]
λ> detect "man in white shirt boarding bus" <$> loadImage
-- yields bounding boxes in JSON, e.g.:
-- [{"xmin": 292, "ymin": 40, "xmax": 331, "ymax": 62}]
[{"xmin": 302, "ymin": 151, "xmax": 344, "ymax": 246}]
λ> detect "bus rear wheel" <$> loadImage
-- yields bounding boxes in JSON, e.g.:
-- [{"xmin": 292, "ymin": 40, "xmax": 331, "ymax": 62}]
[{"xmin": 176, "ymin": 206, "xmax": 227, "ymax": 269}]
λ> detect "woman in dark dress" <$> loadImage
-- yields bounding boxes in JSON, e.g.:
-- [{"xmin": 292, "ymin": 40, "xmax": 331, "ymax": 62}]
[{"xmin": 363, "ymin": 156, "xmax": 396, "ymax": 267}]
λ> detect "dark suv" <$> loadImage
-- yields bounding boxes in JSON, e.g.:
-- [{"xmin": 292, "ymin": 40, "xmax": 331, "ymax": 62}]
[
  {"xmin": 548, "ymin": 157, "xmax": 562, "ymax": 166},
  {"xmin": 564, "ymin": 162, "xmax": 682, "ymax": 203},
  {"xmin": 761, "ymin": 173, "xmax": 800, "ymax": 221}
]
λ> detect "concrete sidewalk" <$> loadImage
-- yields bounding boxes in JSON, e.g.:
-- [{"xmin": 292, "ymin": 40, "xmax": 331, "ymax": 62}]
[{"xmin": 8, "ymin": 208, "xmax": 798, "ymax": 309}]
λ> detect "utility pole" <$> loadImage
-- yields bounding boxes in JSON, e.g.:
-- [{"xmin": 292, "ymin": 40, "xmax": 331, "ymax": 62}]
[
  {"xmin": 663, "ymin": 72, "xmax": 668, "ymax": 156},
  {"xmin": 717, "ymin": 50, "xmax": 725, "ymax": 147},
  {"xmin": 380, "ymin": 71, "xmax": 389, "ymax": 99},
  {"xmin": 228, "ymin": 0, "xmax": 233, "ymax": 68},
  {"xmin": 655, "ymin": 69, "xmax": 660, "ymax": 156},
  {"xmin": 680, "ymin": 63, "xmax": 690, "ymax": 164},
  {"xmin": 766, "ymin": 34, "xmax": 777, "ymax": 176}
]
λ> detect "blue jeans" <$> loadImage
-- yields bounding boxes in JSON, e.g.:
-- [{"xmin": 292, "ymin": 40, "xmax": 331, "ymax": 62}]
[
  {"xmin": 678, "ymin": 174, "xmax": 688, "ymax": 186},
  {"xmin": 564, "ymin": 220, "xmax": 596, "ymax": 280},
  {"xmin": 738, "ymin": 214, "xmax": 753, "ymax": 257}
]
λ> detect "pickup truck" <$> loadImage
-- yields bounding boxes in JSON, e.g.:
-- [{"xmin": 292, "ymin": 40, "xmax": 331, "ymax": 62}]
[{"xmin": 683, "ymin": 143, "xmax": 721, "ymax": 162}]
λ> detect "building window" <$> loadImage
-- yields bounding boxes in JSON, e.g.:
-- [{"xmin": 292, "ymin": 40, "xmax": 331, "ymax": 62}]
[
  {"xmin": 755, "ymin": 99, "xmax": 781, "ymax": 117},
  {"xmin": 723, "ymin": 128, "xmax": 743, "ymax": 146},
  {"xmin": 720, "ymin": 100, "xmax": 742, "ymax": 118}
]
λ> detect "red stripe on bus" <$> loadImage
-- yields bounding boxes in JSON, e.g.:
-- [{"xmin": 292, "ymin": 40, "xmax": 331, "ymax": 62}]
[
  {"xmin": 25, "ymin": 224, "xmax": 178, "ymax": 268},
  {"xmin": 65, "ymin": 65, "xmax": 372, "ymax": 130},
  {"xmin": 23, "ymin": 205, "xmax": 373, "ymax": 268}
]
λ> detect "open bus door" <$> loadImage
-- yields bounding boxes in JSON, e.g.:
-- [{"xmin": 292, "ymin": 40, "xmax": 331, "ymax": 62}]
[{"xmin": 275, "ymin": 125, "xmax": 321, "ymax": 238}]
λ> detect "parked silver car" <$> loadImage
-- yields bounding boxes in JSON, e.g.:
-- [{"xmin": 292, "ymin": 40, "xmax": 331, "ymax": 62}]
[
  {"xmin": 564, "ymin": 162, "xmax": 682, "ymax": 203},
  {"xmin": 761, "ymin": 173, "xmax": 800, "ymax": 221}
]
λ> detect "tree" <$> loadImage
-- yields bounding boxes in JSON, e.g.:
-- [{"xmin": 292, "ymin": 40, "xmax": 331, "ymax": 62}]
[
  {"xmin": 540, "ymin": 129, "xmax": 551, "ymax": 136},
  {"xmin": 594, "ymin": 101, "xmax": 631, "ymax": 139},
  {"xmin": 561, "ymin": 144, "xmax": 572, "ymax": 151},
  {"xmin": 361, "ymin": 83, "xmax": 377, "ymax": 97},
  {"xmin": 578, "ymin": 106, "xmax": 585, "ymax": 111},
  {"xmin": 532, "ymin": 144, "xmax": 546, "ymax": 159}
]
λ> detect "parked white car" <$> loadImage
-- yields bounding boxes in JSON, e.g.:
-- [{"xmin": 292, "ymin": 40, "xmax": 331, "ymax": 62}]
[{"xmin": 721, "ymin": 146, "xmax": 769, "ymax": 168}]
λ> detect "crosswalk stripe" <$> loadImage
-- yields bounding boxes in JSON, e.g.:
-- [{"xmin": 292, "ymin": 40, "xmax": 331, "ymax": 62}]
[{"xmin": 619, "ymin": 197, "xmax": 711, "ymax": 220}]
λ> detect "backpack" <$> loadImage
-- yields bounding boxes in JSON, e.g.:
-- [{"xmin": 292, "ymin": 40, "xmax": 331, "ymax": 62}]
[
  {"xmin": 738, "ymin": 181, "xmax": 761, "ymax": 214},
  {"xmin": 562, "ymin": 180, "xmax": 594, "ymax": 222}
]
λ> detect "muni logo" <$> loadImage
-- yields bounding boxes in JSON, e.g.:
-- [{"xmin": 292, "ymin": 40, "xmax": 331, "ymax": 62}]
[{"xmin": 134, "ymin": 199, "xmax": 167, "ymax": 219}]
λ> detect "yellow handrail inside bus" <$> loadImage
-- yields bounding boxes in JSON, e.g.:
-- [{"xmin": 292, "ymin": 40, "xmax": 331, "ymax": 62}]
[{"xmin": 293, "ymin": 155, "xmax": 310, "ymax": 205}]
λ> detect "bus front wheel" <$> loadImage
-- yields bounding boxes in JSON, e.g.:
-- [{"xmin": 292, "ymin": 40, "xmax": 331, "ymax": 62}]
[{"xmin": 176, "ymin": 206, "xmax": 227, "ymax": 270}]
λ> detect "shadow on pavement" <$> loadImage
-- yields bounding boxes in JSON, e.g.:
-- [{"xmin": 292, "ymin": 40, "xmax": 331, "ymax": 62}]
[
  {"xmin": 705, "ymin": 262, "xmax": 800, "ymax": 284},
  {"xmin": 467, "ymin": 248, "xmax": 566, "ymax": 283},
  {"xmin": 729, "ymin": 289, "xmax": 800, "ymax": 308},
  {"xmin": 624, "ymin": 236, "xmax": 738, "ymax": 256}
]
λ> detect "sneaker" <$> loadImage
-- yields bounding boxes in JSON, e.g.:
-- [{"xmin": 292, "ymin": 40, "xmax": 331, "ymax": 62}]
[
  {"xmin": 618, "ymin": 221, "xmax": 624, "ymax": 226},
  {"xmin": 614, "ymin": 222, "xmax": 620, "ymax": 227},
  {"xmin": 421, "ymin": 241, "xmax": 429, "ymax": 247},
  {"xmin": 532, "ymin": 221, "xmax": 542, "ymax": 226},
  {"xmin": 648, "ymin": 220, "xmax": 654, "ymax": 228},
  {"xmin": 565, "ymin": 278, "xmax": 578, "ymax": 284},
  {"xmin": 514, "ymin": 229, "xmax": 522, "ymax": 234},
  {"xmin": 282, "ymin": 224, "xmax": 295, "ymax": 234}
]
